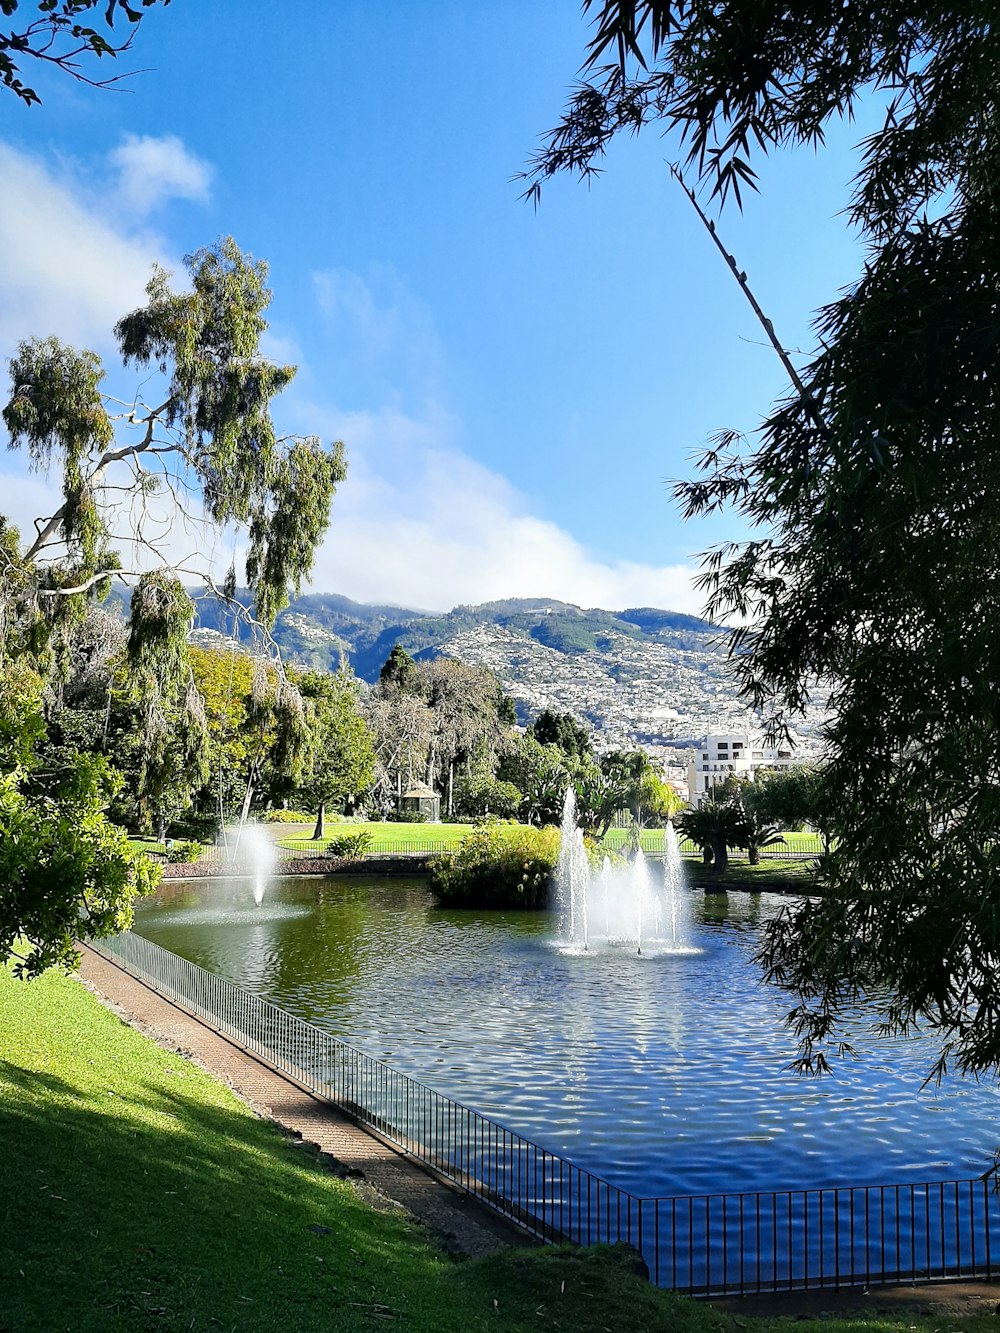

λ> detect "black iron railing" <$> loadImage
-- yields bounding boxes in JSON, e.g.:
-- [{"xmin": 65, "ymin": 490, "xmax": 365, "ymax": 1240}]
[{"xmin": 89, "ymin": 931, "xmax": 998, "ymax": 1294}]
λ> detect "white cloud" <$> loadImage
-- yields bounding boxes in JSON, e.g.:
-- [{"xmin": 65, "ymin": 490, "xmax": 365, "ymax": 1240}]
[
  {"xmin": 0, "ymin": 143, "xmax": 701, "ymax": 618},
  {"xmin": 110, "ymin": 133, "xmax": 212, "ymax": 217},
  {"xmin": 0, "ymin": 141, "xmax": 163, "ymax": 353},
  {"xmin": 299, "ymin": 404, "xmax": 703, "ymax": 614}
]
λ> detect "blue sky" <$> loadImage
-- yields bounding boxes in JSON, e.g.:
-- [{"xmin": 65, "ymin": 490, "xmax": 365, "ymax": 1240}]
[{"xmin": 0, "ymin": 1, "xmax": 875, "ymax": 613}]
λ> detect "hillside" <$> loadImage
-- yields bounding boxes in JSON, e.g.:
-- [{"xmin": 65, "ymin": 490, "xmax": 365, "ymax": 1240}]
[{"xmin": 181, "ymin": 592, "xmax": 828, "ymax": 750}]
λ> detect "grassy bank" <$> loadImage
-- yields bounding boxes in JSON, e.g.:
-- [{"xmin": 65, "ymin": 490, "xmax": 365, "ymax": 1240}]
[
  {"xmin": 2, "ymin": 961, "xmax": 994, "ymax": 1332},
  {"xmin": 0, "ymin": 962, "xmax": 715, "ymax": 1332}
]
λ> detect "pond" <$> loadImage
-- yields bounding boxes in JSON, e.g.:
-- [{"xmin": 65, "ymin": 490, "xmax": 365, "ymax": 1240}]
[{"xmin": 132, "ymin": 875, "xmax": 999, "ymax": 1200}]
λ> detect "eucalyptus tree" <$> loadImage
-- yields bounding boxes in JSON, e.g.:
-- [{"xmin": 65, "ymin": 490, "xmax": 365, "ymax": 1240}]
[
  {"xmin": 417, "ymin": 659, "xmax": 512, "ymax": 817},
  {"xmin": 529, "ymin": 2, "xmax": 1000, "ymax": 1079},
  {"xmin": 1, "ymin": 237, "xmax": 345, "ymax": 973}
]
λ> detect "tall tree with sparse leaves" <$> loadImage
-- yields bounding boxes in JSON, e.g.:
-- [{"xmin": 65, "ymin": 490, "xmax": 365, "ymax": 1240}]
[{"xmin": 0, "ymin": 237, "xmax": 346, "ymax": 974}]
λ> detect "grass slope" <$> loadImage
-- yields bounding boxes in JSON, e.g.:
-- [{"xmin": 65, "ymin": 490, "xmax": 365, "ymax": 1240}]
[{"xmin": 1, "ymin": 963, "xmax": 994, "ymax": 1332}]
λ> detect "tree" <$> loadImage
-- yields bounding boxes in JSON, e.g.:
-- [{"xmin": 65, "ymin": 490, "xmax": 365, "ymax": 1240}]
[
  {"xmin": 676, "ymin": 800, "xmax": 742, "ymax": 874},
  {"xmin": 1, "ymin": 0, "xmax": 170, "ymax": 106},
  {"xmin": 0, "ymin": 661, "xmax": 157, "ymax": 978},
  {"xmin": 745, "ymin": 765, "xmax": 832, "ymax": 853},
  {"xmin": 364, "ymin": 689, "xmax": 433, "ymax": 814},
  {"xmin": 419, "ymin": 658, "xmax": 511, "ymax": 818},
  {"xmin": 378, "ymin": 644, "xmax": 420, "ymax": 695},
  {"xmin": 534, "ymin": 4, "xmax": 1000, "ymax": 1078},
  {"xmin": 497, "ymin": 732, "xmax": 569, "ymax": 827},
  {"xmin": 530, "ymin": 709, "xmax": 592, "ymax": 761},
  {"xmin": 599, "ymin": 748, "xmax": 684, "ymax": 824},
  {"xmin": 1, "ymin": 237, "xmax": 345, "ymax": 972},
  {"xmin": 295, "ymin": 671, "xmax": 376, "ymax": 840}
]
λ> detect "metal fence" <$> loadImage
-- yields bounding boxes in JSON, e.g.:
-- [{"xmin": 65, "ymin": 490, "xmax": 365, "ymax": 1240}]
[
  {"xmin": 168, "ymin": 833, "xmax": 825, "ymax": 865},
  {"xmin": 90, "ymin": 931, "xmax": 999, "ymax": 1295}
]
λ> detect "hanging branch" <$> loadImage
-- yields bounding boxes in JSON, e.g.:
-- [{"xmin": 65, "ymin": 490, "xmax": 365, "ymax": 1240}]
[{"xmin": 669, "ymin": 164, "xmax": 830, "ymax": 439}]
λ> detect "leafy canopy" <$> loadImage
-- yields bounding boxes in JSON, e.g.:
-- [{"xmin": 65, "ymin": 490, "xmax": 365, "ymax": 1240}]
[
  {"xmin": 0, "ymin": 237, "xmax": 346, "ymax": 972},
  {"xmin": 535, "ymin": 2, "xmax": 1000, "ymax": 1077}
]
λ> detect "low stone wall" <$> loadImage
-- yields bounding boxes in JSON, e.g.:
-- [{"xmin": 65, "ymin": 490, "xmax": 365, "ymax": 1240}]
[{"xmin": 158, "ymin": 854, "xmax": 437, "ymax": 878}]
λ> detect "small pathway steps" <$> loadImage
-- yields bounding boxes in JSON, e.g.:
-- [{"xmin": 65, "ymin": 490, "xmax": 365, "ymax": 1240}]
[{"xmin": 77, "ymin": 944, "xmax": 530, "ymax": 1259}]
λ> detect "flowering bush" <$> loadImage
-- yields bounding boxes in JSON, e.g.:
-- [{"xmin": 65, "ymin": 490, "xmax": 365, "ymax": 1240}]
[{"xmin": 428, "ymin": 823, "xmax": 559, "ymax": 909}]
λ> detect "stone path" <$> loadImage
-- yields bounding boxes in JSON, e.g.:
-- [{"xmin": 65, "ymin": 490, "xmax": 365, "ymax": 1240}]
[{"xmin": 77, "ymin": 944, "xmax": 529, "ymax": 1259}]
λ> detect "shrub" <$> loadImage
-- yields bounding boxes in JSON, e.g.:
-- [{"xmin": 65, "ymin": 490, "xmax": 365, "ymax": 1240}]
[
  {"xmin": 391, "ymin": 809, "xmax": 427, "ymax": 823},
  {"xmin": 261, "ymin": 809, "xmax": 315, "ymax": 824},
  {"xmin": 167, "ymin": 839, "xmax": 204, "ymax": 864},
  {"xmin": 325, "ymin": 829, "xmax": 372, "ymax": 859},
  {"xmin": 453, "ymin": 775, "xmax": 523, "ymax": 820},
  {"xmin": 429, "ymin": 823, "xmax": 560, "ymax": 909}
]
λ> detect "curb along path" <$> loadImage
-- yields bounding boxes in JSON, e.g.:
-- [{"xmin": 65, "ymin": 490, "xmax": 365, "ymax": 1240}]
[{"xmin": 77, "ymin": 944, "xmax": 530, "ymax": 1260}]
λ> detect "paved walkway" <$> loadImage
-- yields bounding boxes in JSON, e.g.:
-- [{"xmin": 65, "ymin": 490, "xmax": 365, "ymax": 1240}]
[{"xmin": 77, "ymin": 944, "xmax": 529, "ymax": 1259}]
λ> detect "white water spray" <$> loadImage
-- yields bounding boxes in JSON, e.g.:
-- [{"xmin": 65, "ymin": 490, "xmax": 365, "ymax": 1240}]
[
  {"xmin": 555, "ymin": 799, "xmax": 695, "ymax": 954},
  {"xmin": 227, "ymin": 822, "xmax": 276, "ymax": 906}
]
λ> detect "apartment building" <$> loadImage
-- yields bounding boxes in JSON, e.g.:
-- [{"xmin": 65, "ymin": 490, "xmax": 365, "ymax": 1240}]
[{"xmin": 686, "ymin": 730, "xmax": 818, "ymax": 807}]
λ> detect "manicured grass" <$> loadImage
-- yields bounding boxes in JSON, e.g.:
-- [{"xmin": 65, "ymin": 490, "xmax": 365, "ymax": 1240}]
[
  {"xmin": 687, "ymin": 858, "xmax": 818, "ymax": 892},
  {"xmin": 277, "ymin": 821, "xmax": 522, "ymax": 855},
  {"xmin": 601, "ymin": 827, "xmax": 824, "ymax": 857},
  {"xmin": 0, "ymin": 963, "xmax": 686, "ymax": 1331}
]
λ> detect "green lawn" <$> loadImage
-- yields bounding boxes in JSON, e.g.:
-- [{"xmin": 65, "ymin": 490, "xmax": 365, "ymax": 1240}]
[
  {"xmin": 686, "ymin": 858, "xmax": 818, "ymax": 891},
  {"xmin": 600, "ymin": 827, "xmax": 824, "ymax": 857},
  {"xmin": 2, "ymin": 959, "xmax": 994, "ymax": 1332},
  {"xmin": 278, "ymin": 821, "xmax": 507, "ymax": 855}
]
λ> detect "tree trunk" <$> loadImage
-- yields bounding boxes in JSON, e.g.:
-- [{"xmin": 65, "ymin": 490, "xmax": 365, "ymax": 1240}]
[
  {"xmin": 711, "ymin": 836, "xmax": 729, "ymax": 873},
  {"xmin": 312, "ymin": 800, "xmax": 326, "ymax": 842},
  {"xmin": 447, "ymin": 761, "xmax": 454, "ymax": 818},
  {"xmin": 702, "ymin": 845, "xmax": 714, "ymax": 866},
  {"xmin": 748, "ymin": 845, "xmax": 760, "ymax": 866}
]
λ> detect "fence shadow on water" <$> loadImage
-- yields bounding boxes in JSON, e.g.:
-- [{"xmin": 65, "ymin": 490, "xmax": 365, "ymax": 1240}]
[{"xmin": 90, "ymin": 932, "xmax": 1000, "ymax": 1295}]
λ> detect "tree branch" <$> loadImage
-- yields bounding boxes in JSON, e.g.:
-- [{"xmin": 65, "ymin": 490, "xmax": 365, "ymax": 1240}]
[{"xmin": 669, "ymin": 164, "xmax": 830, "ymax": 438}]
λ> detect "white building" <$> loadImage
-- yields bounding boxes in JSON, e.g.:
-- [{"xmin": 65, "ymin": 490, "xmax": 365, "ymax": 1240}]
[{"xmin": 686, "ymin": 730, "xmax": 820, "ymax": 807}]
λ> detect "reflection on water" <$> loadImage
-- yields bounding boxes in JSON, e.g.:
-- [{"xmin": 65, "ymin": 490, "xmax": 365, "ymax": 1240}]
[{"xmin": 133, "ymin": 878, "xmax": 1000, "ymax": 1198}]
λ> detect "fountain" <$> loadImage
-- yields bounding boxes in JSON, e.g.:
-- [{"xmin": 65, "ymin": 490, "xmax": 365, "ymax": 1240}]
[
  {"xmin": 227, "ymin": 822, "xmax": 276, "ymax": 906},
  {"xmin": 556, "ymin": 789, "xmax": 695, "ymax": 954}
]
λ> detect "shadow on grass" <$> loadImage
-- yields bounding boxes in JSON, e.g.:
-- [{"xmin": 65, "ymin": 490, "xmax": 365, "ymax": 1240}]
[{"xmin": 1, "ymin": 1061, "xmax": 455, "ymax": 1333}]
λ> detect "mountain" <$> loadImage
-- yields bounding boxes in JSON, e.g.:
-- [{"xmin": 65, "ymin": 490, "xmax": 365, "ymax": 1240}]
[{"xmin": 179, "ymin": 591, "xmax": 827, "ymax": 750}]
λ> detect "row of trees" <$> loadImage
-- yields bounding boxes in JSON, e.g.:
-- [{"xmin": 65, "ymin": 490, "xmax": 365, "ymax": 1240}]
[
  {"xmin": 677, "ymin": 768, "xmax": 828, "ymax": 873},
  {"xmin": 30, "ymin": 605, "xmax": 690, "ymax": 851}
]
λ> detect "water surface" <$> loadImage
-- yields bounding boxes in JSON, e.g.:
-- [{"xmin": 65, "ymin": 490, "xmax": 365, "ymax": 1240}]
[{"xmin": 133, "ymin": 876, "xmax": 999, "ymax": 1198}]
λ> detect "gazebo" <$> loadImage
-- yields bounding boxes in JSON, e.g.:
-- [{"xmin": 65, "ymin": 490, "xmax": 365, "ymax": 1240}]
[{"xmin": 398, "ymin": 782, "xmax": 440, "ymax": 823}]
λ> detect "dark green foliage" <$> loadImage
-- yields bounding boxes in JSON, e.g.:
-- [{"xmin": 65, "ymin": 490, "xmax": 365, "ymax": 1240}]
[
  {"xmin": 0, "ymin": 0, "xmax": 169, "ymax": 106},
  {"xmin": 530, "ymin": 708, "xmax": 592, "ymax": 760},
  {"xmin": 166, "ymin": 838, "xmax": 203, "ymax": 864},
  {"xmin": 379, "ymin": 643, "xmax": 420, "ymax": 692},
  {"xmin": 428, "ymin": 823, "xmax": 559, "ymax": 909},
  {"xmin": 676, "ymin": 801, "xmax": 743, "ymax": 873},
  {"xmin": 293, "ymin": 670, "xmax": 376, "ymax": 837},
  {"xmin": 0, "ymin": 652, "xmax": 159, "ymax": 977},
  {"xmin": 0, "ymin": 238, "xmax": 346, "ymax": 974},
  {"xmin": 497, "ymin": 732, "xmax": 569, "ymax": 826},
  {"xmin": 324, "ymin": 828, "xmax": 372, "ymax": 859},
  {"xmin": 114, "ymin": 239, "xmax": 346, "ymax": 627},
  {"xmin": 533, "ymin": 2, "xmax": 1000, "ymax": 1078},
  {"xmin": 452, "ymin": 774, "xmax": 522, "ymax": 820}
]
